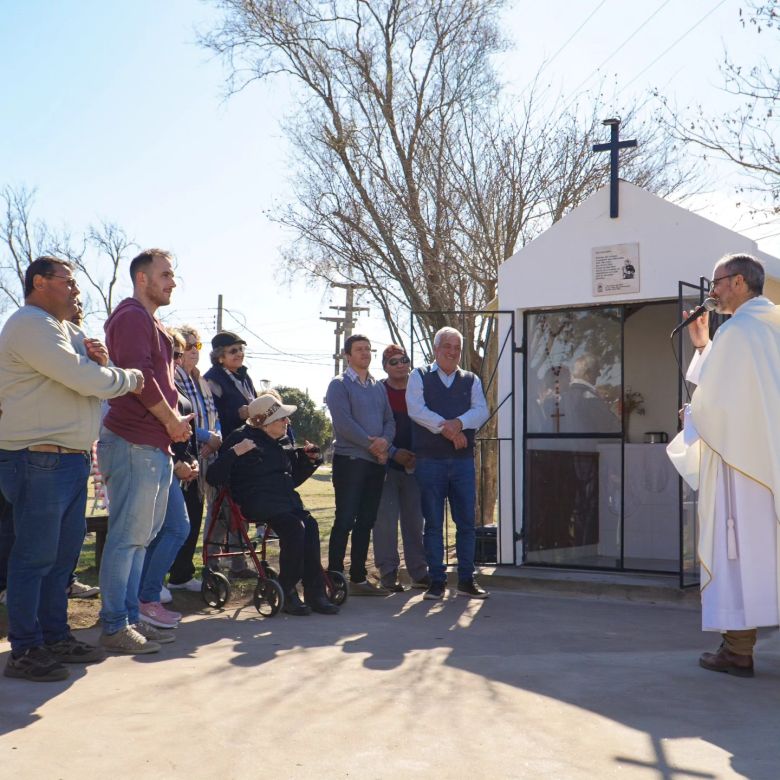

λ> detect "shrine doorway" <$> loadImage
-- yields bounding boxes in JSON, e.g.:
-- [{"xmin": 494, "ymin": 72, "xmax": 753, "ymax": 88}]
[{"xmin": 522, "ymin": 299, "xmax": 690, "ymax": 576}]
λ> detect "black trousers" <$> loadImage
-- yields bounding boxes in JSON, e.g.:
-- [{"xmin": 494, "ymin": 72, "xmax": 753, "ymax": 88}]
[
  {"xmin": 265, "ymin": 510, "xmax": 325, "ymax": 595},
  {"xmin": 168, "ymin": 481, "xmax": 204, "ymax": 585},
  {"xmin": 328, "ymin": 454, "xmax": 386, "ymax": 582}
]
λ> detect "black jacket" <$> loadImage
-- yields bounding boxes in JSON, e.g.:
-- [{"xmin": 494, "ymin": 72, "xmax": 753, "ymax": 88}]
[
  {"xmin": 173, "ymin": 391, "xmax": 197, "ymax": 466},
  {"xmin": 203, "ymin": 365, "xmax": 257, "ymax": 436},
  {"xmin": 206, "ymin": 424, "xmax": 320, "ymax": 522}
]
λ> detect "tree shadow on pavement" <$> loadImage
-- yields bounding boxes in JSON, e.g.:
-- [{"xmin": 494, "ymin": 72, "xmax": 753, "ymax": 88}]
[
  {"xmin": 218, "ymin": 589, "xmax": 780, "ymax": 780},
  {"xmin": 2, "ymin": 588, "xmax": 779, "ymax": 778}
]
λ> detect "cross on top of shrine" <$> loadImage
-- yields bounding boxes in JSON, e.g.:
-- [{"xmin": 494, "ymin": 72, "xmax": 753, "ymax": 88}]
[{"xmin": 592, "ymin": 118, "xmax": 637, "ymax": 219}]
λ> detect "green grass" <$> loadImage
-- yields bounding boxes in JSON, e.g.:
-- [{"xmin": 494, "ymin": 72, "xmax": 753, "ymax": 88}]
[
  {"xmin": 71, "ymin": 466, "xmax": 338, "ymax": 585},
  {"xmin": 2, "ymin": 462, "xmax": 462, "ymax": 635}
]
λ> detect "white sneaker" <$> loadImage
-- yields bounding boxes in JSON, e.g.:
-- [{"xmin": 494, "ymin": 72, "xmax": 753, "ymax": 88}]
[
  {"xmin": 67, "ymin": 579, "xmax": 100, "ymax": 599},
  {"xmin": 167, "ymin": 578, "xmax": 202, "ymax": 592},
  {"xmin": 160, "ymin": 585, "xmax": 173, "ymax": 604}
]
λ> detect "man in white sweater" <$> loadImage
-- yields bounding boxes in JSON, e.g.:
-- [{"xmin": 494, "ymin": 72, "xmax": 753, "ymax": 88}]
[{"xmin": 0, "ymin": 256, "xmax": 143, "ymax": 683}]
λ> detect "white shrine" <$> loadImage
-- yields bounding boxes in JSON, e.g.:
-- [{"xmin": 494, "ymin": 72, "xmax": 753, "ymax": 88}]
[{"xmin": 493, "ymin": 180, "xmax": 780, "ymax": 582}]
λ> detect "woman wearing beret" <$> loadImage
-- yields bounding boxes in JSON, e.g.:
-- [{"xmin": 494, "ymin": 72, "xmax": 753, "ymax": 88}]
[{"xmin": 204, "ymin": 331, "xmax": 262, "ymax": 436}]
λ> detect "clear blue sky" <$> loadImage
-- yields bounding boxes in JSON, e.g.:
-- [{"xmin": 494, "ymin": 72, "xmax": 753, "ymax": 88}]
[{"xmin": 1, "ymin": 0, "xmax": 776, "ymax": 402}]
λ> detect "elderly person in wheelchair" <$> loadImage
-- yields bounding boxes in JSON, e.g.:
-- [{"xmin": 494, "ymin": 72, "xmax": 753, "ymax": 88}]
[{"xmin": 206, "ymin": 392, "xmax": 339, "ymax": 616}]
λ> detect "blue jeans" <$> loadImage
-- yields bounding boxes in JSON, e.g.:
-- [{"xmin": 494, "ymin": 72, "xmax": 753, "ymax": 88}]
[
  {"xmin": 97, "ymin": 429, "xmax": 172, "ymax": 634},
  {"xmin": 0, "ymin": 448, "xmax": 90, "ymax": 654},
  {"xmin": 139, "ymin": 481, "xmax": 189, "ymax": 604},
  {"xmin": 0, "ymin": 490, "xmax": 13, "ymax": 591},
  {"xmin": 415, "ymin": 457, "xmax": 476, "ymax": 583}
]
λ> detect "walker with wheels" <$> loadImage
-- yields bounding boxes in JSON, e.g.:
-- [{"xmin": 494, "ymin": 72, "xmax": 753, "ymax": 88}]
[{"xmin": 201, "ymin": 488, "xmax": 348, "ymax": 615}]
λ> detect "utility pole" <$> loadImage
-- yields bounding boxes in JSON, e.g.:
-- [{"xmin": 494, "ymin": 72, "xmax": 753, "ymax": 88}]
[
  {"xmin": 320, "ymin": 282, "xmax": 369, "ymax": 374},
  {"xmin": 216, "ymin": 294, "xmax": 223, "ymax": 332},
  {"xmin": 320, "ymin": 316, "xmax": 346, "ymax": 376}
]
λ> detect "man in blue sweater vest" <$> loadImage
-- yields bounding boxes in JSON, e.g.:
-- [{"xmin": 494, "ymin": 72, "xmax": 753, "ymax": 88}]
[
  {"xmin": 326, "ymin": 334, "xmax": 395, "ymax": 595},
  {"xmin": 406, "ymin": 327, "xmax": 490, "ymax": 600}
]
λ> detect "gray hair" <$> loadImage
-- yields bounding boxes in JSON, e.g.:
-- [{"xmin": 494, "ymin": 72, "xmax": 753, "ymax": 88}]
[
  {"xmin": 719, "ymin": 253, "xmax": 765, "ymax": 296},
  {"xmin": 178, "ymin": 323, "xmax": 200, "ymax": 344},
  {"xmin": 433, "ymin": 326, "xmax": 463, "ymax": 349},
  {"xmin": 210, "ymin": 346, "xmax": 226, "ymax": 367},
  {"xmin": 167, "ymin": 327, "xmax": 186, "ymax": 352}
]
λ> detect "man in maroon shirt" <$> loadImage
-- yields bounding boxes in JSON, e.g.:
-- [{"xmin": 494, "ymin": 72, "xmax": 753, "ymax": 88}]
[
  {"xmin": 97, "ymin": 249, "xmax": 193, "ymax": 655},
  {"xmin": 372, "ymin": 345, "xmax": 428, "ymax": 591}
]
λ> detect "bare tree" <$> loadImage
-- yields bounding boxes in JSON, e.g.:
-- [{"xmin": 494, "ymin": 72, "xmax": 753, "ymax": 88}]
[
  {"xmin": 205, "ymin": 0, "xmax": 697, "ymax": 528},
  {"xmin": 0, "ymin": 186, "xmax": 76, "ymax": 312},
  {"xmin": 77, "ymin": 221, "xmax": 136, "ymax": 317},
  {"xmin": 206, "ymin": 0, "xmax": 695, "ymax": 362},
  {"xmin": 0, "ymin": 185, "xmax": 133, "ymax": 320},
  {"xmin": 657, "ymin": 1, "xmax": 779, "ymax": 213}
]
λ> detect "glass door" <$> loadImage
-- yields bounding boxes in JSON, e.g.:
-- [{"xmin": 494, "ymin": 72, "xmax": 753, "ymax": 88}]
[{"xmin": 523, "ymin": 306, "xmax": 623, "ymax": 568}]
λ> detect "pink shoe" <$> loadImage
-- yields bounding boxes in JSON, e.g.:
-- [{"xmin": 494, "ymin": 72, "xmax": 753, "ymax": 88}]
[{"xmin": 139, "ymin": 601, "xmax": 181, "ymax": 628}]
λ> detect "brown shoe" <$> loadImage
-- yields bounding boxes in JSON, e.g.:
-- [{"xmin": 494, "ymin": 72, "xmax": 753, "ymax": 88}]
[{"xmin": 699, "ymin": 644, "xmax": 754, "ymax": 678}]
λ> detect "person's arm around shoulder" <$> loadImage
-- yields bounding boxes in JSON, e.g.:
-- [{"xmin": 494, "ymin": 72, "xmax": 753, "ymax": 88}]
[{"xmin": 405, "ymin": 367, "xmax": 446, "ymax": 434}]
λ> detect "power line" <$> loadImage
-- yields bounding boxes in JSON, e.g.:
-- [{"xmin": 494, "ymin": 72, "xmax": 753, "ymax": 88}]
[
  {"xmin": 561, "ymin": 0, "xmax": 674, "ymax": 112},
  {"xmin": 223, "ymin": 307, "xmax": 327, "ymax": 363},
  {"xmin": 542, "ymin": 0, "xmax": 610, "ymax": 72},
  {"xmin": 518, "ymin": 0, "xmax": 610, "ymax": 98},
  {"xmin": 622, "ymin": 0, "xmax": 730, "ymax": 91},
  {"xmin": 245, "ymin": 352, "xmax": 333, "ymax": 367},
  {"xmin": 753, "ymin": 229, "xmax": 780, "ymax": 241}
]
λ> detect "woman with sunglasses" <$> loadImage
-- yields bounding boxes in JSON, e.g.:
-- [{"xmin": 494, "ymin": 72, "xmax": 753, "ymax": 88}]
[
  {"xmin": 167, "ymin": 325, "xmax": 222, "ymax": 594},
  {"xmin": 204, "ymin": 331, "xmax": 259, "ymax": 436}
]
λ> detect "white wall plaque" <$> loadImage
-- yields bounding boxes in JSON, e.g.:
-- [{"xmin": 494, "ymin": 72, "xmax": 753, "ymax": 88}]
[{"xmin": 592, "ymin": 243, "xmax": 640, "ymax": 296}]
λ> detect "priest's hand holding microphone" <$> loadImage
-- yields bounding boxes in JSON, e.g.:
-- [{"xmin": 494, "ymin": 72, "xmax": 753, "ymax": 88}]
[{"xmin": 683, "ymin": 306, "xmax": 711, "ymax": 353}]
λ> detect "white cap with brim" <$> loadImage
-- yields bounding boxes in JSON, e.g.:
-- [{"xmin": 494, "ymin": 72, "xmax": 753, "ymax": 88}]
[{"xmin": 248, "ymin": 394, "xmax": 297, "ymax": 426}]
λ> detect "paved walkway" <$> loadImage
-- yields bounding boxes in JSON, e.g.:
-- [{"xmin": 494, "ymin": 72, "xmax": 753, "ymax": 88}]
[{"xmin": 1, "ymin": 587, "xmax": 778, "ymax": 779}]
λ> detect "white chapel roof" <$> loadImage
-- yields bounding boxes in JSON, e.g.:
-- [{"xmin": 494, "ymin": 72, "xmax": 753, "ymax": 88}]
[{"xmin": 498, "ymin": 181, "xmax": 780, "ymax": 310}]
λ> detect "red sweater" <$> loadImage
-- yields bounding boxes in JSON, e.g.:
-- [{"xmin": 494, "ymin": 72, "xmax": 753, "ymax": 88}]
[{"xmin": 102, "ymin": 297, "xmax": 178, "ymax": 452}]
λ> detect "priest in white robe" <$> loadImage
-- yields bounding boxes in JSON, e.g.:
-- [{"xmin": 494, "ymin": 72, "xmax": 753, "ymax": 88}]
[{"xmin": 668, "ymin": 253, "xmax": 780, "ymax": 678}]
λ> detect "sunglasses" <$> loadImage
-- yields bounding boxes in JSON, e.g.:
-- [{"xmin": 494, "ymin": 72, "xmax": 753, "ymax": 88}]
[
  {"xmin": 173, "ymin": 351, "xmax": 183, "ymax": 359},
  {"xmin": 186, "ymin": 341, "xmax": 202, "ymax": 350},
  {"xmin": 226, "ymin": 346, "xmax": 244, "ymax": 355},
  {"xmin": 386, "ymin": 355, "xmax": 410, "ymax": 367}
]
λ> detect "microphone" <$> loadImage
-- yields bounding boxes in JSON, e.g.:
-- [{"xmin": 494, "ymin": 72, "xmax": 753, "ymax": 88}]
[{"xmin": 670, "ymin": 297, "xmax": 717, "ymax": 337}]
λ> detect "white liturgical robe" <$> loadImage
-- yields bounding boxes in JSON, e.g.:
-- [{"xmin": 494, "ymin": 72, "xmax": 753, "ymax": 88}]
[{"xmin": 667, "ymin": 297, "xmax": 780, "ymax": 632}]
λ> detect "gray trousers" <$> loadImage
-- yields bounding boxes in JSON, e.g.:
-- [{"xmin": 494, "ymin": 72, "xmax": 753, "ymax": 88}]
[{"xmin": 372, "ymin": 468, "xmax": 427, "ymax": 582}]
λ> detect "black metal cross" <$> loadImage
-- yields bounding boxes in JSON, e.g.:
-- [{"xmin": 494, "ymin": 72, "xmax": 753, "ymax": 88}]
[{"xmin": 592, "ymin": 118, "xmax": 637, "ymax": 218}]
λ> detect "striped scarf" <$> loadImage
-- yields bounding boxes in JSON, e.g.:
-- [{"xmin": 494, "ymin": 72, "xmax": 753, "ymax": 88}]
[{"xmin": 175, "ymin": 365, "xmax": 220, "ymax": 498}]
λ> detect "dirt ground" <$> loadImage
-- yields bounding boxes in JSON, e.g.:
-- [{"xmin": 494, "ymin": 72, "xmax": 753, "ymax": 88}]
[{"xmin": 0, "ymin": 573, "xmax": 285, "ymax": 639}]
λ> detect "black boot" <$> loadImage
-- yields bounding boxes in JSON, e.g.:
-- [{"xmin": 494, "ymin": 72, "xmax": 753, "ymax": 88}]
[
  {"xmin": 283, "ymin": 589, "xmax": 312, "ymax": 616},
  {"xmin": 305, "ymin": 591, "xmax": 340, "ymax": 615}
]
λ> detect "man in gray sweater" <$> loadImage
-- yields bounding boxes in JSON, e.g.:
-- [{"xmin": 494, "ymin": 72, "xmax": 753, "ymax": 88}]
[
  {"xmin": 325, "ymin": 334, "xmax": 394, "ymax": 595},
  {"xmin": 0, "ymin": 257, "xmax": 143, "ymax": 682}
]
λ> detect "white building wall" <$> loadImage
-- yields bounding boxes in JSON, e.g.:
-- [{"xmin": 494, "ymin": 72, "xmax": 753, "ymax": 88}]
[{"xmin": 496, "ymin": 181, "xmax": 780, "ymax": 567}]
